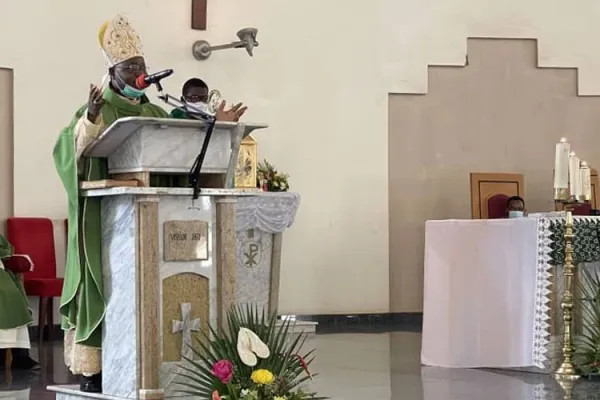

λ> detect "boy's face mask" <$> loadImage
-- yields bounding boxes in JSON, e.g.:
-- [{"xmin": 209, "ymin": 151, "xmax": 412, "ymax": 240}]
[
  {"xmin": 509, "ymin": 210, "xmax": 524, "ymax": 218},
  {"xmin": 185, "ymin": 101, "xmax": 211, "ymax": 115}
]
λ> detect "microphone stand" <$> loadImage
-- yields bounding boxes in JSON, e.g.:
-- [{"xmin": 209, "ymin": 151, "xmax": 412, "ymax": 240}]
[{"xmin": 158, "ymin": 93, "xmax": 217, "ymax": 201}]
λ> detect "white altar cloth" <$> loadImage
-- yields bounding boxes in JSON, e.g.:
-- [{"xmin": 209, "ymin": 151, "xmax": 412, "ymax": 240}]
[{"xmin": 421, "ymin": 218, "xmax": 540, "ymax": 369}]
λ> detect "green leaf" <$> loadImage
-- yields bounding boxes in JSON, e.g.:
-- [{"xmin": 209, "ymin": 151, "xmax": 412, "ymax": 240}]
[{"xmin": 171, "ymin": 305, "xmax": 327, "ymax": 399}]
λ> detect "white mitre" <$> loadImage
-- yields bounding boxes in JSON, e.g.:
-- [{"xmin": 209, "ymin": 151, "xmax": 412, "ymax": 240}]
[{"xmin": 98, "ymin": 15, "xmax": 144, "ymax": 67}]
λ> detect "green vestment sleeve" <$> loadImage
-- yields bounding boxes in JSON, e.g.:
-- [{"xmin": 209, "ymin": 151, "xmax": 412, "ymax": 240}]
[{"xmin": 53, "ymin": 89, "xmax": 169, "ymax": 348}]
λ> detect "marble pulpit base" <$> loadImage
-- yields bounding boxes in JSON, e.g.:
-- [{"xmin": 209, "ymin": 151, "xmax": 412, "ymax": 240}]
[{"xmin": 49, "ymin": 189, "xmax": 305, "ymax": 400}]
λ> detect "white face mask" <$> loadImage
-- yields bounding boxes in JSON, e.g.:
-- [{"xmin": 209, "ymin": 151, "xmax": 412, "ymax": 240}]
[
  {"xmin": 186, "ymin": 101, "xmax": 212, "ymax": 115},
  {"xmin": 509, "ymin": 211, "xmax": 524, "ymax": 219}
]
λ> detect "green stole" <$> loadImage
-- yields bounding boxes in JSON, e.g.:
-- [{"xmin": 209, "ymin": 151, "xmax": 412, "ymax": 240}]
[
  {"xmin": 53, "ymin": 88, "xmax": 168, "ymax": 348},
  {"xmin": 0, "ymin": 235, "xmax": 32, "ymax": 330}
]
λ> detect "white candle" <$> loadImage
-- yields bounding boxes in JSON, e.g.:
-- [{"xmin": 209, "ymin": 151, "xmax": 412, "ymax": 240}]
[
  {"xmin": 569, "ymin": 152, "xmax": 581, "ymax": 198},
  {"xmin": 554, "ymin": 138, "xmax": 570, "ymax": 189},
  {"xmin": 580, "ymin": 161, "xmax": 592, "ymax": 201}
]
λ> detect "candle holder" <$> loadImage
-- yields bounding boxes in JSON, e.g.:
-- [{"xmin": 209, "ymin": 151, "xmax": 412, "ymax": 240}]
[
  {"xmin": 554, "ymin": 188, "xmax": 570, "ymax": 202},
  {"xmin": 554, "ymin": 199, "xmax": 585, "ymax": 384}
]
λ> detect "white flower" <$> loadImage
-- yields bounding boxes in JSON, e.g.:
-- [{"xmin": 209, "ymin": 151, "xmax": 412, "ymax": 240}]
[{"xmin": 237, "ymin": 327, "xmax": 270, "ymax": 366}]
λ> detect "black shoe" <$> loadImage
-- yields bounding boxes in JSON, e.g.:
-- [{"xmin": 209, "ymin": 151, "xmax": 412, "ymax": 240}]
[
  {"xmin": 11, "ymin": 355, "xmax": 40, "ymax": 371},
  {"xmin": 80, "ymin": 373, "xmax": 102, "ymax": 393},
  {"xmin": 0, "ymin": 349, "xmax": 40, "ymax": 371}
]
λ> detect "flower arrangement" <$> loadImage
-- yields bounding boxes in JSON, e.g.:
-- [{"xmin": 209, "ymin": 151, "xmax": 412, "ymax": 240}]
[
  {"xmin": 574, "ymin": 268, "xmax": 600, "ymax": 377},
  {"xmin": 174, "ymin": 306, "xmax": 326, "ymax": 400},
  {"xmin": 257, "ymin": 160, "xmax": 290, "ymax": 192}
]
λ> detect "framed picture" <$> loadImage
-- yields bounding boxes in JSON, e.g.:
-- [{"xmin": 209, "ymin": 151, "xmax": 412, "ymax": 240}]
[{"xmin": 235, "ymin": 135, "xmax": 257, "ymax": 188}]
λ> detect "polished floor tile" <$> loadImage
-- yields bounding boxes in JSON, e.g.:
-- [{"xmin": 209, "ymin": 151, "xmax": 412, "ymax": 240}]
[{"xmin": 2, "ymin": 331, "xmax": 600, "ymax": 399}]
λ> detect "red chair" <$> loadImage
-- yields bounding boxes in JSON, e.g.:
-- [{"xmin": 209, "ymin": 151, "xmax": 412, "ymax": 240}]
[
  {"xmin": 572, "ymin": 203, "xmax": 592, "ymax": 216},
  {"xmin": 487, "ymin": 194, "xmax": 509, "ymax": 219},
  {"xmin": 7, "ymin": 217, "xmax": 64, "ymax": 346}
]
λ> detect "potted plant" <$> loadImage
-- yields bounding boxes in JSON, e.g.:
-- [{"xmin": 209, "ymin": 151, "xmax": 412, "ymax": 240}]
[
  {"xmin": 257, "ymin": 160, "xmax": 290, "ymax": 192},
  {"xmin": 172, "ymin": 306, "xmax": 326, "ymax": 399},
  {"xmin": 574, "ymin": 267, "xmax": 600, "ymax": 379}
]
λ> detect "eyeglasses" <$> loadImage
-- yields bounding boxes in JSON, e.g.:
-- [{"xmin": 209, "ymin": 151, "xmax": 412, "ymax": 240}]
[
  {"xmin": 184, "ymin": 95, "xmax": 208, "ymax": 102},
  {"xmin": 116, "ymin": 64, "xmax": 147, "ymax": 73}
]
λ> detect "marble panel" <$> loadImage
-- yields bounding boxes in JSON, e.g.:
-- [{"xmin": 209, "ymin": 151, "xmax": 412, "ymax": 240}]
[
  {"xmin": 158, "ymin": 196, "xmax": 217, "ymax": 385},
  {"xmin": 163, "ymin": 220, "xmax": 209, "ymax": 261},
  {"xmin": 100, "ymin": 195, "xmax": 138, "ymax": 399},
  {"xmin": 108, "ymin": 128, "xmax": 232, "ymax": 174},
  {"xmin": 236, "ymin": 228, "xmax": 273, "ymax": 312},
  {"xmin": 162, "ymin": 273, "xmax": 209, "ymax": 363}
]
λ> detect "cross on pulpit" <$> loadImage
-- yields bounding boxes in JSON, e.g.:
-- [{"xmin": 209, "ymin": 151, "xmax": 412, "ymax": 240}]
[
  {"xmin": 191, "ymin": 0, "xmax": 207, "ymax": 30},
  {"xmin": 172, "ymin": 303, "xmax": 201, "ymax": 360}
]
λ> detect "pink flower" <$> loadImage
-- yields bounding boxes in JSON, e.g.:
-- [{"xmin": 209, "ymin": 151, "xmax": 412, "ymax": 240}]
[
  {"xmin": 211, "ymin": 360, "xmax": 234, "ymax": 384},
  {"xmin": 212, "ymin": 391, "xmax": 221, "ymax": 400}
]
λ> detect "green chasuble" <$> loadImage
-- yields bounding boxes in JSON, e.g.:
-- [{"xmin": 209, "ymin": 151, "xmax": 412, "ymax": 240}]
[
  {"xmin": 53, "ymin": 88, "xmax": 168, "ymax": 348},
  {"xmin": 0, "ymin": 235, "xmax": 32, "ymax": 330},
  {"xmin": 169, "ymin": 108, "xmax": 188, "ymax": 119}
]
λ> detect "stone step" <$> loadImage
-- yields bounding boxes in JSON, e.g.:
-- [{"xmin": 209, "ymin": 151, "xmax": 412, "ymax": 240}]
[{"xmin": 277, "ymin": 319, "xmax": 318, "ymax": 335}]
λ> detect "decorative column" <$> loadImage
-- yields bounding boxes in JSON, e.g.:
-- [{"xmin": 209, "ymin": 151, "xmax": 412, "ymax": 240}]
[
  {"xmin": 268, "ymin": 233, "xmax": 283, "ymax": 315},
  {"xmin": 136, "ymin": 195, "xmax": 163, "ymax": 400},
  {"xmin": 215, "ymin": 197, "xmax": 237, "ymax": 328}
]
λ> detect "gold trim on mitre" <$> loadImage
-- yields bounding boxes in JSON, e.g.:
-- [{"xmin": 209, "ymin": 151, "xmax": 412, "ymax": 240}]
[{"xmin": 98, "ymin": 15, "xmax": 144, "ymax": 66}]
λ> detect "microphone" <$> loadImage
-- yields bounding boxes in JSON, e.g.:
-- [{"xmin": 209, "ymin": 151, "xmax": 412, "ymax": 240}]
[{"xmin": 135, "ymin": 69, "xmax": 174, "ymax": 89}]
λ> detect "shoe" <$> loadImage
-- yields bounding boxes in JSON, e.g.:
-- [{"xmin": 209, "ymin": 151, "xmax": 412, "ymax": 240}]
[
  {"xmin": 80, "ymin": 373, "xmax": 102, "ymax": 393},
  {"xmin": 0, "ymin": 349, "xmax": 40, "ymax": 371},
  {"xmin": 11, "ymin": 355, "xmax": 41, "ymax": 371}
]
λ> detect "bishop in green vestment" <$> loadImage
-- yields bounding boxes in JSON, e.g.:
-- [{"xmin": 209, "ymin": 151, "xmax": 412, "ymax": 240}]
[{"xmin": 52, "ymin": 15, "xmax": 167, "ymax": 392}]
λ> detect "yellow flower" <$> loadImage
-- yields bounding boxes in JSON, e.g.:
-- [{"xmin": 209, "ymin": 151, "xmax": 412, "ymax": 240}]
[
  {"xmin": 273, "ymin": 397, "xmax": 287, "ymax": 400},
  {"xmin": 250, "ymin": 369, "xmax": 274, "ymax": 385}
]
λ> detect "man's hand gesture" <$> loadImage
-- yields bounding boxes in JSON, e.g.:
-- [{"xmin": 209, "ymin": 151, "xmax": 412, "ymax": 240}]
[{"xmin": 215, "ymin": 101, "xmax": 247, "ymax": 122}]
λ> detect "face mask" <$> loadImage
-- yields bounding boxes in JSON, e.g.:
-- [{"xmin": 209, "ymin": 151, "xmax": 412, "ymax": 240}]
[
  {"xmin": 115, "ymin": 73, "xmax": 146, "ymax": 99},
  {"xmin": 122, "ymin": 84, "xmax": 146, "ymax": 99},
  {"xmin": 509, "ymin": 211, "xmax": 524, "ymax": 219},
  {"xmin": 186, "ymin": 101, "xmax": 212, "ymax": 115}
]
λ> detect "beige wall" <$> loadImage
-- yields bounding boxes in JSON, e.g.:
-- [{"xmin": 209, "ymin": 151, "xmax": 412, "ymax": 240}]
[
  {"xmin": 389, "ymin": 39, "xmax": 600, "ymax": 312},
  {"xmin": 4, "ymin": 1, "xmax": 600, "ymax": 314},
  {"xmin": 0, "ymin": 68, "xmax": 13, "ymax": 235}
]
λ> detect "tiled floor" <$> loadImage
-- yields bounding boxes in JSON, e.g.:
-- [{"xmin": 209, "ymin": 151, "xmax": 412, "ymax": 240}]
[{"xmin": 3, "ymin": 331, "xmax": 600, "ymax": 399}]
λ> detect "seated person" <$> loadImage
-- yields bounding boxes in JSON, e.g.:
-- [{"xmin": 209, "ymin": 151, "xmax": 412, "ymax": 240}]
[
  {"xmin": 0, "ymin": 234, "xmax": 39, "ymax": 371},
  {"xmin": 170, "ymin": 78, "xmax": 247, "ymax": 121},
  {"xmin": 506, "ymin": 196, "xmax": 526, "ymax": 218}
]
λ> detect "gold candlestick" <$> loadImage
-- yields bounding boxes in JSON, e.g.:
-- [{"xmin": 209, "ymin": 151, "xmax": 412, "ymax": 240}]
[{"xmin": 554, "ymin": 206, "xmax": 580, "ymax": 382}]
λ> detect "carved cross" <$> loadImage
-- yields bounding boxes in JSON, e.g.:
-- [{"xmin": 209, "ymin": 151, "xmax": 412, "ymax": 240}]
[
  {"xmin": 172, "ymin": 303, "xmax": 201, "ymax": 360},
  {"xmin": 191, "ymin": 0, "xmax": 207, "ymax": 30}
]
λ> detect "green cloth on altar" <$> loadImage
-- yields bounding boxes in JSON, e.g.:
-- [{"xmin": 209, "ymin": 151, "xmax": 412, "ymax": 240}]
[
  {"xmin": 0, "ymin": 235, "xmax": 32, "ymax": 330},
  {"xmin": 53, "ymin": 88, "xmax": 168, "ymax": 348}
]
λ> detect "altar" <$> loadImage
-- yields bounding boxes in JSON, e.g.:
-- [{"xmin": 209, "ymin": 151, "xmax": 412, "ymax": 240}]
[{"xmin": 421, "ymin": 216, "xmax": 600, "ymax": 372}]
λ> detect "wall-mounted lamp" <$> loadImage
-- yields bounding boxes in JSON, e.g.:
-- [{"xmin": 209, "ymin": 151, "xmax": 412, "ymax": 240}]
[{"xmin": 192, "ymin": 28, "xmax": 259, "ymax": 61}]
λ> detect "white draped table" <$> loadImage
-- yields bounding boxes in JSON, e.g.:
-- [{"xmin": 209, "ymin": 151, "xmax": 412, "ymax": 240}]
[{"xmin": 421, "ymin": 216, "xmax": 600, "ymax": 371}]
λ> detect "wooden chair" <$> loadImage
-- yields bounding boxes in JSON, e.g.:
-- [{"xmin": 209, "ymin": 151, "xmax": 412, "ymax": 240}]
[{"xmin": 470, "ymin": 172, "xmax": 525, "ymax": 219}]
